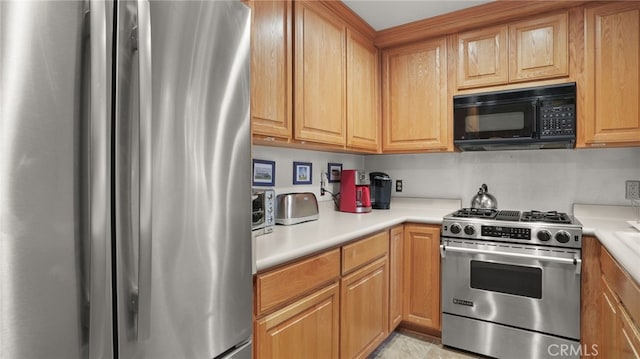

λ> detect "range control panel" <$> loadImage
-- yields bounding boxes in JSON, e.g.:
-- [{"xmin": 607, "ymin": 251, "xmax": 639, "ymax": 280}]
[{"xmin": 481, "ymin": 225, "xmax": 531, "ymax": 240}]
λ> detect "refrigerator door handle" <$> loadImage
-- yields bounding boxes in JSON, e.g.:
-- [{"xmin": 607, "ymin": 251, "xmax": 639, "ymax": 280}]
[
  {"xmin": 88, "ymin": 0, "xmax": 113, "ymax": 356},
  {"xmin": 136, "ymin": 0, "xmax": 153, "ymax": 341}
]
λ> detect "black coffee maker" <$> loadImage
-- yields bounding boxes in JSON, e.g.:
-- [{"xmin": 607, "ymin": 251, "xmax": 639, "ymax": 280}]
[{"xmin": 369, "ymin": 172, "xmax": 392, "ymax": 209}]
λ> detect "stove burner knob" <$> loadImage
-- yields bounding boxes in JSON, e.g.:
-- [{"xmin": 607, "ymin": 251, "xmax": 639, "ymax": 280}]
[
  {"xmin": 450, "ymin": 224, "xmax": 462, "ymax": 234},
  {"xmin": 555, "ymin": 231, "xmax": 571, "ymax": 243},
  {"xmin": 464, "ymin": 225, "xmax": 475, "ymax": 236},
  {"xmin": 537, "ymin": 230, "xmax": 552, "ymax": 242}
]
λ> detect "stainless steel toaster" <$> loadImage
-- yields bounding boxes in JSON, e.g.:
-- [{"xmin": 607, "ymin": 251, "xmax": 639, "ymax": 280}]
[{"xmin": 275, "ymin": 192, "xmax": 319, "ymax": 225}]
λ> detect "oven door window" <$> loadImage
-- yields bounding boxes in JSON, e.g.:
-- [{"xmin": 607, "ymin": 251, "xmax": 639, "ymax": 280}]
[
  {"xmin": 454, "ymin": 101, "xmax": 536, "ymax": 140},
  {"xmin": 252, "ymin": 194, "xmax": 265, "ymax": 227},
  {"xmin": 470, "ymin": 260, "xmax": 542, "ymax": 299}
]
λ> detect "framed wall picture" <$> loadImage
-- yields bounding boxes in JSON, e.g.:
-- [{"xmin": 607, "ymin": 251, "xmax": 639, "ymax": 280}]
[
  {"xmin": 252, "ymin": 159, "xmax": 275, "ymax": 187},
  {"xmin": 327, "ymin": 163, "xmax": 342, "ymax": 183},
  {"xmin": 293, "ymin": 161, "xmax": 312, "ymax": 185}
]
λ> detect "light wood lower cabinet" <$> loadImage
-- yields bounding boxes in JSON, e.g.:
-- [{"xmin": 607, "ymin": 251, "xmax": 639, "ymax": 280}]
[
  {"xmin": 255, "ymin": 283, "xmax": 340, "ymax": 359},
  {"xmin": 340, "ymin": 257, "xmax": 389, "ymax": 359},
  {"xmin": 402, "ymin": 224, "xmax": 441, "ymax": 332},
  {"xmin": 620, "ymin": 302, "xmax": 640, "ymax": 358},
  {"xmin": 389, "ymin": 225, "xmax": 404, "ymax": 332},
  {"xmin": 582, "ymin": 236, "xmax": 640, "ymax": 359},
  {"xmin": 600, "ymin": 276, "xmax": 620, "ymax": 357},
  {"xmin": 254, "ymin": 230, "xmax": 394, "ymax": 359}
]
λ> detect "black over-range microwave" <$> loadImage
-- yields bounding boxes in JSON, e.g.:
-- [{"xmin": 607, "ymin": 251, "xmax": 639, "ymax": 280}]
[{"xmin": 453, "ymin": 82, "xmax": 576, "ymax": 151}]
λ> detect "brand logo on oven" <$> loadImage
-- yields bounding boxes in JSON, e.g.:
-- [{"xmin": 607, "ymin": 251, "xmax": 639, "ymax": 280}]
[{"xmin": 453, "ymin": 298, "xmax": 474, "ymax": 307}]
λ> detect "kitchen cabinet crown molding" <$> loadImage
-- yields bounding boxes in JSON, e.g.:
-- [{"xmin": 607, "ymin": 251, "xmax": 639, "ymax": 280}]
[
  {"xmin": 316, "ymin": 0, "xmax": 377, "ymax": 41},
  {"xmin": 375, "ymin": 1, "xmax": 586, "ymax": 49}
]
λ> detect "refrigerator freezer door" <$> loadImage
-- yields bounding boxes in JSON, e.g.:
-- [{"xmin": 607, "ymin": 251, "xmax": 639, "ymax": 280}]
[
  {"xmin": 0, "ymin": 1, "xmax": 113, "ymax": 358},
  {"xmin": 114, "ymin": 1, "xmax": 253, "ymax": 358}
]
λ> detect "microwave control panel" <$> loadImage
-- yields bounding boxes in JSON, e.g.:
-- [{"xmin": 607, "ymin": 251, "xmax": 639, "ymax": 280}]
[{"xmin": 540, "ymin": 104, "xmax": 575, "ymax": 137}]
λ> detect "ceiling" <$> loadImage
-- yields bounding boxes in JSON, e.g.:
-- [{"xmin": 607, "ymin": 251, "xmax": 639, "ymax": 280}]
[{"xmin": 342, "ymin": 0, "xmax": 494, "ymax": 31}]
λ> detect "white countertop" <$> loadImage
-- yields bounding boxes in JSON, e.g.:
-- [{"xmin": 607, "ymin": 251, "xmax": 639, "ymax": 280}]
[
  {"xmin": 255, "ymin": 198, "xmax": 461, "ymax": 272},
  {"xmin": 574, "ymin": 204, "xmax": 640, "ymax": 284}
]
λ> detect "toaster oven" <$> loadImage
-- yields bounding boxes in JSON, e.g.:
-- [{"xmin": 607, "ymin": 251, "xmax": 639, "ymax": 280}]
[{"xmin": 252, "ymin": 188, "xmax": 275, "ymax": 235}]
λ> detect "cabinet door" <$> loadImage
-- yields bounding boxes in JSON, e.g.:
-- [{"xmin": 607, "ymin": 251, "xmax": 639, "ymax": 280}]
[
  {"xmin": 583, "ymin": 3, "xmax": 640, "ymax": 146},
  {"xmin": 402, "ymin": 224, "xmax": 441, "ymax": 331},
  {"xmin": 456, "ymin": 25, "xmax": 509, "ymax": 89},
  {"xmin": 509, "ymin": 12, "xmax": 568, "ymax": 82},
  {"xmin": 255, "ymin": 283, "xmax": 340, "ymax": 359},
  {"xmin": 340, "ymin": 257, "xmax": 389, "ymax": 359},
  {"xmin": 294, "ymin": 1, "xmax": 346, "ymax": 146},
  {"xmin": 382, "ymin": 38, "xmax": 449, "ymax": 152},
  {"xmin": 389, "ymin": 225, "xmax": 404, "ymax": 332},
  {"xmin": 347, "ymin": 29, "xmax": 380, "ymax": 152},
  {"xmin": 620, "ymin": 305, "xmax": 640, "ymax": 358},
  {"xmin": 601, "ymin": 277, "xmax": 620, "ymax": 358},
  {"xmin": 250, "ymin": 0, "xmax": 292, "ymax": 140}
]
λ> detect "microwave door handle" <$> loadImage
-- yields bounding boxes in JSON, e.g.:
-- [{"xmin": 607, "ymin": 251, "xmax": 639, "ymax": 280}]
[{"xmin": 441, "ymin": 245, "xmax": 581, "ymax": 274}]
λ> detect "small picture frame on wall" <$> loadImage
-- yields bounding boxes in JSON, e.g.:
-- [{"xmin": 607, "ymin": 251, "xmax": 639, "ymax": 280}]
[
  {"xmin": 327, "ymin": 163, "xmax": 342, "ymax": 183},
  {"xmin": 252, "ymin": 159, "xmax": 275, "ymax": 187},
  {"xmin": 293, "ymin": 161, "xmax": 312, "ymax": 185}
]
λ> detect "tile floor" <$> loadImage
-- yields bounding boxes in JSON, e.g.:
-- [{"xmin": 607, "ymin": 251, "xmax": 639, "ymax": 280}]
[{"xmin": 369, "ymin": 331, "xmax": 479, "ymax": 359}]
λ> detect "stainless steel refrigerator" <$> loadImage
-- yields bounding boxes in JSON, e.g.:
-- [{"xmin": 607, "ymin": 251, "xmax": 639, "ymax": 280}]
[{"xmin": 0, "ymin": 1, "xmax": 252, "ymax": 358}]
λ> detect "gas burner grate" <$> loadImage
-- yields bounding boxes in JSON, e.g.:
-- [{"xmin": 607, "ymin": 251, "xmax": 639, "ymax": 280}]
[
  {"xmin": 521, "ymin": 210, "xmax": 572, "ymax": 224},
  {"xmin": 452, "ymin": 208, "xmax": 498, "ymax": 219},
  {"xmin": 495, "ymin": 210, "xmax": 521, "ymax": 221}
]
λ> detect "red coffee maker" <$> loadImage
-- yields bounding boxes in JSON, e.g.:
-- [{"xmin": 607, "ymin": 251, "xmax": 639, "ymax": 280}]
[{"xmin": 339, "ymin": 170, "xmax": 372, "ymax": 213}]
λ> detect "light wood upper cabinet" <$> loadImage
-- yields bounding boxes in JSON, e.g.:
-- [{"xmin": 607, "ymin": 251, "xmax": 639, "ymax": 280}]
[
  {"xmin": 250, "ymin": 0, "xmax": 293, "ymax": 141},
  {"xmin": 509, "ymin": 12, "xmax": 568, "ymax": 82},
  {"xmin": 382, "ymin": 38, "xmax": 450, "ymax": 152},
  {"xmin": 402, "ymin": 224, "xmax": 441, "ymax": 332},
  {"xmin": 581, "ymin": 3, "xmax": 640, "ymax": 147},
  {"xmin": 294, "ymin": 1, "xmax": 346, "ymax": 146},
  {"xmin": 347, "ymin": 29, "xmax": 380, "ymax": 152},
  {"xmin": 389, "ymin": 225, "xmax": 404, "ymax": 332},
  {"xmin": 255, "ymin": 283, "xmax": 340, "ymax": 359},
  {"xmin": 456, "ymin": 26, "xmax": 508, "ymax": 88},
  {"xmin": 455, "ymin": 12, "xmax": 568, "ymax": 89}
]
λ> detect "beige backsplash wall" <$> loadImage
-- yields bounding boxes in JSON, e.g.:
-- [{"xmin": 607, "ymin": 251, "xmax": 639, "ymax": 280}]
[
  {"xmin": 365, "ymin": 147, "xmax": 640, "ymax": 214},
  {"xmin": 254, "ymin": 146, "xmax": 640, "ymax": 213}
]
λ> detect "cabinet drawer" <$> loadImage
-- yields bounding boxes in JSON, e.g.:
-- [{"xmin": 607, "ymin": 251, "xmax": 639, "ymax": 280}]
[
  {"xmin": 256, "ymin": 249, "xmax": 340, "ymax": 316},
  {"xmin": 600, "ymin": 248, "xmax": 640, "ymax": 329},
  {"xmin": 342, "ymin": 230, "xmax": 389, "ymax": 274},
  {"xmin": 256, "ymin": 282, "xmax": 340, "ymax": 359}
]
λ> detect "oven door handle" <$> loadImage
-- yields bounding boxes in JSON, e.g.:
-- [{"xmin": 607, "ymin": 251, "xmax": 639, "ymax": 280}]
[{"xmin": 440, "ymin": 245, "xmax": 582, "ymax": 274}]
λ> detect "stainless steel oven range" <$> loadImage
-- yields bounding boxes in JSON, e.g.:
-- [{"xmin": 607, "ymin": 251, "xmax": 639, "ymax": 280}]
[{"xmin": 441, "ymin": 208, "xmax": 582, "ymax": 359}]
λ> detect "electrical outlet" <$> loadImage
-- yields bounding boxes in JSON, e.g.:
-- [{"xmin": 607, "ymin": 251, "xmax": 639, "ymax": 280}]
[
  {"xmin": 396, "ymin": 180, "xmax": 403, "ymax": 192},
  {"xmin": 626, "ymin": 180, "xmax": 640, "ymax": 200}
]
